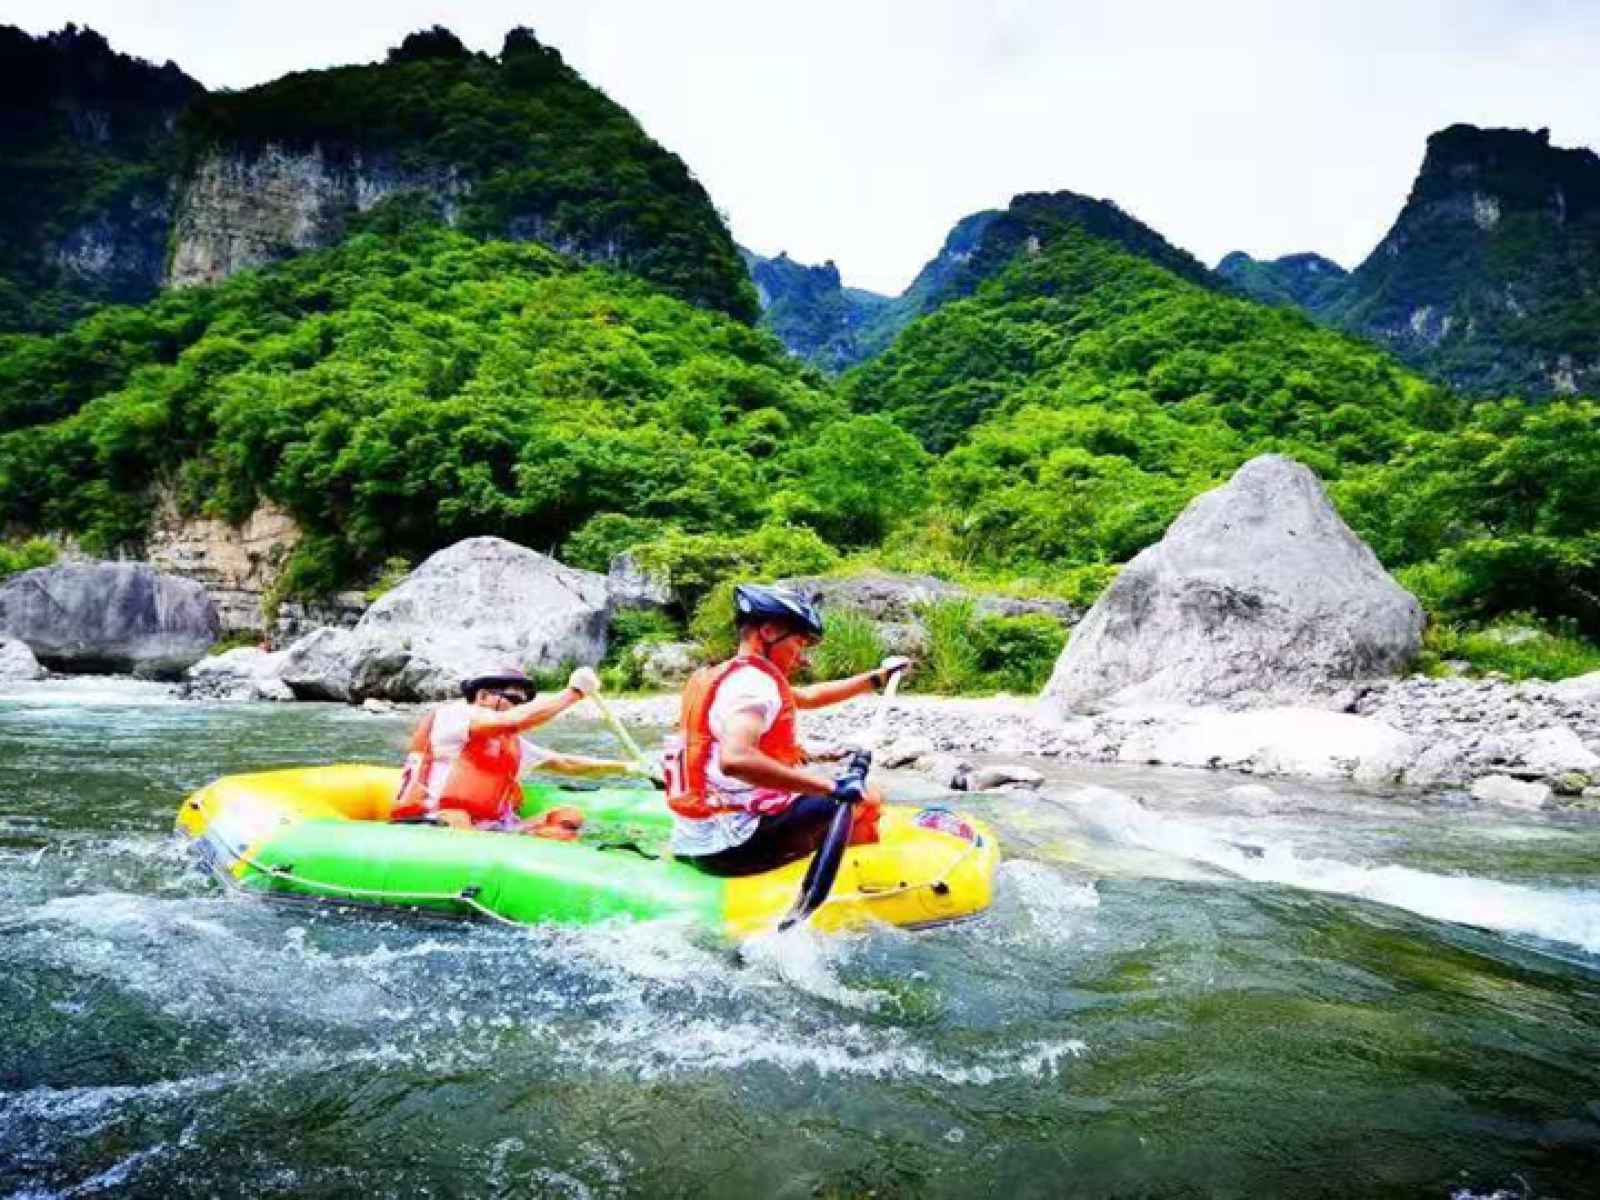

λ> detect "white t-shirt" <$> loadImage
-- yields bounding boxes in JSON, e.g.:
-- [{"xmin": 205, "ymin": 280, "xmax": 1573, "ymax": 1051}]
[
  {"xmin": 420, "ymin": 700, "xmax": 556, "ymax": 802},
  {"xmin": 671, "ymin": 664, "xmax": 795, "ymax": 857}
]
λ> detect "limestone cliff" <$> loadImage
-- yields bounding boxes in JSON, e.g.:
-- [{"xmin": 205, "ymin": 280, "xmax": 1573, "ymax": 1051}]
[
  {"xmin": 145, "ymin": 492, "xmax": 364, "ymax": 639},
  {"xmin": 169, "ymin": 145, "xmax": 463, "ymax": 287}
]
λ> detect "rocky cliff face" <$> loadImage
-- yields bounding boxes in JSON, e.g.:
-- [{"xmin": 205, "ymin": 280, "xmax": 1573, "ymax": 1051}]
[
  {"xmin": 169, "ymin": 26, "xmax": 757, "ymax": 319},
  {"xmin": 145, "ymin": 492, "xmax": 365, "ymax": 639},
  {"xmin": 1327, "ymin": 125, "xmax": 1600, "ymax": 396},
  {"xmin": 169, "ymin": 145, "xmax": 464, "ymax": 287}
]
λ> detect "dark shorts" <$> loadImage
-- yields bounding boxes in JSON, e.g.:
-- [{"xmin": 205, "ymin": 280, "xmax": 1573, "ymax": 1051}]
[{"xmin": 683, "ymin": 794, "xmax": 839, "ymax": 878}]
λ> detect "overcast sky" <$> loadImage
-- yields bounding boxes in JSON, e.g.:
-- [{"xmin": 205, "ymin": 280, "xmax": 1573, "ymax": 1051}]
[{"xmin": 14, "ymin": 1, "xmax": 1600, "ymax": 294}]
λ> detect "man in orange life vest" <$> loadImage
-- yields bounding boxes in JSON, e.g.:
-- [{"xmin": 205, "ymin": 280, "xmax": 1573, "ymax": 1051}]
[
  {"xmin": 665, "ymin": 584, "xmax": 911, "ymax": 876},
  {"xmin": 392, "ymin": 666, "xmax": 644, "ymax": 834}
]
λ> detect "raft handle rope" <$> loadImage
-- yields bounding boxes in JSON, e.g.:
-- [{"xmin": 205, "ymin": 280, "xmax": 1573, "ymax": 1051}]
[{"xmin": 197, "ymin": 824, "xmax": 526, "ymax": 928}]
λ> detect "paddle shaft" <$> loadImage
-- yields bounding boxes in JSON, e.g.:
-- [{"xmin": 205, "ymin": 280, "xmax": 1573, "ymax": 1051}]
[
  {"xmin": 587, "ymin": 691, "xmax": 652, "ymax": 774},
  {"xmin": 779, "ymin": 667, "xmax": 904, "ymax": 931}
]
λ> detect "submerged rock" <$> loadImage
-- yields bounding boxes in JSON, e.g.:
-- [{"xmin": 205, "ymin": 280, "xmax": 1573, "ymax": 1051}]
[
  {"xmin": 1045, "ymin": 455, "xmax": 1423, "ymax": 712},
  {"xmin": 0, "ymin": 562, "xmax": 220, "ymax": 677},
  {"xmin": 279, "ymin": 537, "xmax": 609, "ymax": 702},
  {"xmin": 965, "ymin": 763, "xmax": 1045, "ymax": 791},
  {"xmin": 1469, "ymin": 774, "xmax": 1553, "ymax": 810}
]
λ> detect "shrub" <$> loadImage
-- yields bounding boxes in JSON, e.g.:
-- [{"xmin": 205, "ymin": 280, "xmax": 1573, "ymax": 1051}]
[
  {"xmin": 1414, "ymin": 615, "xmax": 1600, "ymax": 682},
  {"xmin": 806, "ymin": 607, "xmax": 884, "ymax": 681},
  {"xmin": 562, "ymin": 513, "xmax": 671, "ymax": 573},
  {"xmin": 602, "ymin": 608, "xmax": 686, "ymax": 689},
  {"xmin": 918, "ymin": 598, "xmax": 980, "ymax": 694},
  {"xmin": 688, "ymin": 582, "xmax": 739, "ymax": 662},
  {"xmin": 971, "ymin": 613, "xmax": 1068, "ymax": 693},
  {"xmin": 633, "ymin": 523, "xmax": 839, "ymax": 612},
  {"xmin": 363, "ymin": 555, "xmax": 413, "ymax": 603},
  {"xmin": 0, "ymin": 536, "xmax": 57, "ymax": 579}
]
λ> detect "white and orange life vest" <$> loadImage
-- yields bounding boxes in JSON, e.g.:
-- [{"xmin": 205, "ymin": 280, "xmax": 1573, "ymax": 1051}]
[
  {"xmin": 665, "ymin": 655, "xmax": 805, "ymax": 819},
  {"xmin": 392, "ymin": 709, "xmax": 523, "ymax": 825}
]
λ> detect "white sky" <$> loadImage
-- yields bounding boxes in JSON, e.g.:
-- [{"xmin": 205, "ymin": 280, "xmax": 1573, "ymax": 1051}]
[{"xmin": 12, "ymin": 0, "xmax": 1600, "ymax": 294}]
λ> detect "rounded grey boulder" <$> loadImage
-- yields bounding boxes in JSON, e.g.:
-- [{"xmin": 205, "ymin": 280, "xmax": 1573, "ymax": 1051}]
[
  {"xmin": 0, "ymin": 562, "xmax": 221, "ymax": 678},
  {"xmin": 1045, "ymin": 455, "xmax": 1424, "ymax": 711}
]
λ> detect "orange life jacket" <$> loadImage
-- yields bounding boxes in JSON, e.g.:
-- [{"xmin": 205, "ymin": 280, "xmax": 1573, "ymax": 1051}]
[
  {"xmin": 667, "ymin": 655, "xmax": 805, "ymax": 819},
  {"xmin": 392, "ymin": 708, "xmax": 524, "ymax": 825}
]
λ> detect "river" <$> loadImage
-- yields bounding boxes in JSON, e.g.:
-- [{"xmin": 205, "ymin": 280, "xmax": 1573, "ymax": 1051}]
[{"xmin": 3, "ymin": 679, "xmax": 1598, "ymax": 1197}]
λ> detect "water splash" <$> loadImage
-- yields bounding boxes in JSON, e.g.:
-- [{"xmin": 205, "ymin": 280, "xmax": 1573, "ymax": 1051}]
[{"xmin": 1067, "ymin": 788, "xmax": 1600, "ymax": 956}]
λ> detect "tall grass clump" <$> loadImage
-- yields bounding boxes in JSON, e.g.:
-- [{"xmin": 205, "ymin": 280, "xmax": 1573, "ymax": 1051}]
[
  {"xmin": 806, "ymin": 608, "xmax": 884, "ymax": 681},
  {"xmin": 919, "ymin": 598, "xmax": 981, "ymax": 694}
]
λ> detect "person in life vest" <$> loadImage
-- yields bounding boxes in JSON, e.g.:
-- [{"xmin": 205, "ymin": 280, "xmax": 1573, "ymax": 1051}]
[
  {"xmin": 392, "ymin": 666, "xmax": 647, "ymax": 835},
  {"xmin": 664, "ymin": 583, "xmax": 912, "ymax": 876}
]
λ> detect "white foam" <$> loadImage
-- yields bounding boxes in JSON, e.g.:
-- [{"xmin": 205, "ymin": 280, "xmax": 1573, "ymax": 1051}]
[{"xmin": 1070, "ymin": 790, "xmax": 1600, "ymax": 956}]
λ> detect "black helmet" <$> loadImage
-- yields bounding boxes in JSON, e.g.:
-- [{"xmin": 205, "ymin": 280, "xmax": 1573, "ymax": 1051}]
[
  {"xmin": 733, "ymin": 583, "xmax": 824, "ymax": 638},
  {"xmin": 460, "ymin": 669, "xmax": 537, "ymax": 700}
]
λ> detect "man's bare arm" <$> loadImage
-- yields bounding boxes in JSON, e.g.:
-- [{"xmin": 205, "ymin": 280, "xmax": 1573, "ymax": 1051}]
[
  {"xmin": 717, "ymin": 708, "xmax": 837, "ymax": 794},
  {"xmin": 792, "ymin": 672, "xmax": 878, "ymax": 711}
]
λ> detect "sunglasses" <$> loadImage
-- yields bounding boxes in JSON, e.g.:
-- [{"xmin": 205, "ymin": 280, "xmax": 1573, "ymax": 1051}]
[{"xmin": 489, "ymin": 689, "xmax": 530, "ymax": 705}]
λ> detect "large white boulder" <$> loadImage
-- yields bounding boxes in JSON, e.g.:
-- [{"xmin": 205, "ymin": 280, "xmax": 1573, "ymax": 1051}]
[
  {"xmin": 279, "ymin": 538, "xmax": 609, "ymax": 702},
  {"xmin": 1045, "ymin": 455, "xmax": 1423, "ymax": 712},
  {"xmin": 0, "ymin": 562, "xmax": 221, "ymax": 678},
  {"xmin": 1113, "ymin": 705, "xmax": 1417, "ymax": 784}
]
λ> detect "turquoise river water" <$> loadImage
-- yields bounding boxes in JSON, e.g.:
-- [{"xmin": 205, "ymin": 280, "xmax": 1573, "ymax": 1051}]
[{"xmin": 2, "ymin": 679, "xmax": 1599, "ymax": 1197}]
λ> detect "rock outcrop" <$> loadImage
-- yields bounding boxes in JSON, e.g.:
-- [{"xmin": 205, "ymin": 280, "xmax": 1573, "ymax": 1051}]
[
  {"xmin": 0, "ymin": 562, "xmax": 220, "ymax": 677},
  {"xmin": 1045, "ymin": 455, "xmax": 1423, "ymax": 711},
  {"xmin": 0, "ymin": 637, "xmax": 45, "ymax": 682},
  {"xmin": 279, "ymin": 537, "xmax": 609, "ymax": 701},
  {"xmin": 182, "ymin": 646, "xmax": 292, "ymax": 702},
  {"xmin": 169, "ymin": 144, "xmax": 464, "ymax": 288}
]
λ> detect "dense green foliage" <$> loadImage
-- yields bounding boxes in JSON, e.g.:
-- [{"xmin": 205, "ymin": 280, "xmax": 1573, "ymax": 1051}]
[
  {"xmin": 0, "ymin": 25, "xmax": 202, "ymax": 332},
  {"xmin": 0, "ymin": 536, "xmax": 57, "ymax": 580},
  {"xmin": 1414, "ymin": 616, "xmax": 1600, "ymax": 682},
  {"xmin": 0, "ymin": 225, "xmax": 842, "ymax": 593},
  {"xmin": 183, "ymin": 27, "xmax": 756, "ymax": 322}
]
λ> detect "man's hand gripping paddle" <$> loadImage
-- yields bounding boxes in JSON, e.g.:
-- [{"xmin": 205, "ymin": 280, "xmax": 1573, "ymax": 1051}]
[{"xmin": 778, "ymin": 665, "xmax": 906, "ymax": 931}]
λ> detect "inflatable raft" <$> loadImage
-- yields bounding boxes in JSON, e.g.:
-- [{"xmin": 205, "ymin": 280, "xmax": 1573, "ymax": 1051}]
[{"xmin": 177, "ymin": 765, "xmax": 999, "ymax": 938}]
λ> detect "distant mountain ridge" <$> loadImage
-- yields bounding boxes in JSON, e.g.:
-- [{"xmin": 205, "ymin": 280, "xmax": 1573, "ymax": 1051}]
[
  {"xmin": 1216, "ymin": 251, "xmax": 1349, "ymax": 312},
  {"xmin": 751, "ymin": 189, "xmax": 1218, "ymax": 370},
  {"xmin": 740, "ymin": 248, "xmax": 889, "ymax": 373}
]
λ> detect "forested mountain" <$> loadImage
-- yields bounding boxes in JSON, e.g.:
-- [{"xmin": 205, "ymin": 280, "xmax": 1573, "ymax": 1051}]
[
  {"xmin": 741, "ymin": 248, "xmax": 890, "ymax": 374},
  {"xmin": 1223, "ymin": 125, "xmax": 1600, "ymax": 398},
  {"xmin": 840, "ymin": 225, "xmax": 1599, "ymax": 633},
  {"xmin": 0, "ymin": 25, "xmax": 201, "ymax": 331},
  {"xmin": 1216, "ymin": 251, "xmax": 1350, "ymax": 312},
  {"xmin": 751, "ymin": 190, "xmax": 1217, "ymax": 370},
  {"xmin": 0, "ymin": 23, "xmax": 756, "ymax": 330},
  {"xmin": 1324, "ymin": 125, "xmax": 1600, "ymax": 397},
  {"xmin": 0, "ymin": 221, "xmax": 876, "ymax": 593},
  {"xmin": 174, "ymin": 27, "xmax": 757, "ymax": 321}
]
